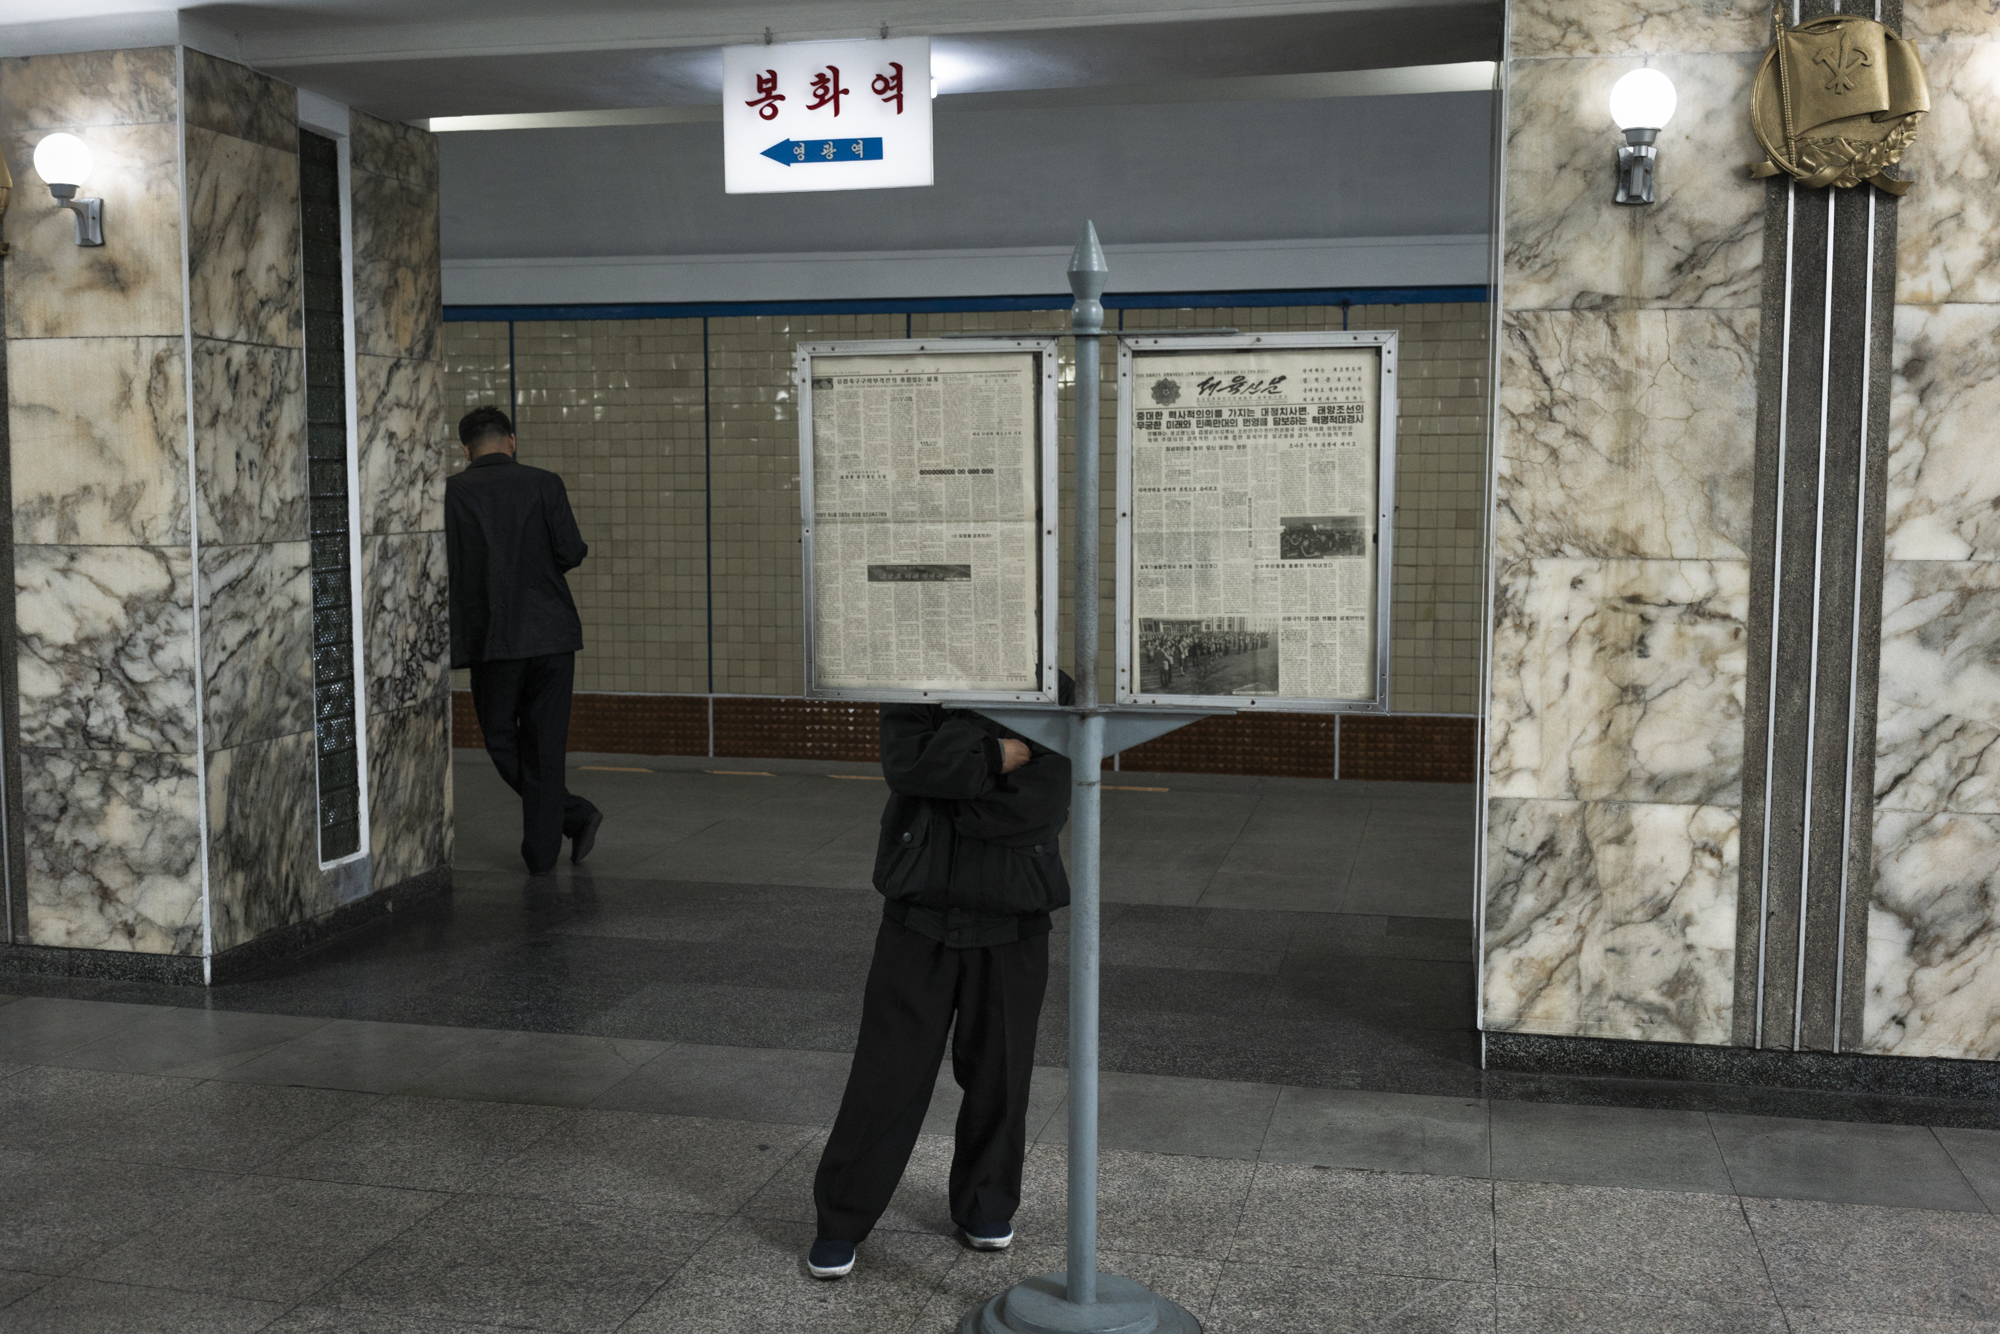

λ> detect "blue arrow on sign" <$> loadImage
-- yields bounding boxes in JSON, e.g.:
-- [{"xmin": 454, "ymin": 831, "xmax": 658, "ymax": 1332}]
[{"xmin": 761, "ymin": 137, "xmax": 885, "ymax": 166}]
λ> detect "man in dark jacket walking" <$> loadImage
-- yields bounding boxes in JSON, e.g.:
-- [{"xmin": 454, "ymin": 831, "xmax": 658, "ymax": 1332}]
[
  {"xmin": 807, "ymin": 688, "xmax": 1072, "ymax": 1280},
  {"xmin": 445, "ymin": 407, "xmax": 603, "ymax": 874}
]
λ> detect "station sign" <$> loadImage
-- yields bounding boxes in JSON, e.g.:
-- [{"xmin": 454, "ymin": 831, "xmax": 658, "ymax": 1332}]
[{"xmin": 722, "ymin": 37, "xmax": 933, "ymax": 194}]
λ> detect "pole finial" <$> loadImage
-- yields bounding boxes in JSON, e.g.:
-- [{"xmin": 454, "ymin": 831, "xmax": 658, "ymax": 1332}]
[{"xmin": 1067, "ymin": 221, "xmax": 1107, "ymax": 332}]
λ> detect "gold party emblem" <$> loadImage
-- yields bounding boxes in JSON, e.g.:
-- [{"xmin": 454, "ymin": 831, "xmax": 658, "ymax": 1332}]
[{"xmin": 1748, "ymin": 8, "xmax": 1929, "ymax": 193}]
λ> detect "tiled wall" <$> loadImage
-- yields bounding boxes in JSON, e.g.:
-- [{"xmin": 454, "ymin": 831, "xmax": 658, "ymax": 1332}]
[
  {"xmin": 444, "ymin": 299, "xmax": 1489, "ymax": 716},
  {"xmin": 1867, "ymin": 3, "xmax": 2000, "ymax": 1061}
]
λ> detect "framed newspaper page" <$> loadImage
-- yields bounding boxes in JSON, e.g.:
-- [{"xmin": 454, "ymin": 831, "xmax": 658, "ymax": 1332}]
[
  {"xmin": 797, "ymin": 338, "xmax": 1060, "ymax": 704},
  {"xmin": 1114, "ymin": 332, "xmax": 1397, "ymax": 713}
]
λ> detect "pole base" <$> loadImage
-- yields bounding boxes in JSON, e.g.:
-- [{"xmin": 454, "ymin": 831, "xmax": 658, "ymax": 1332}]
[{"xmin": 959, "ymin": 1273, "xmax": 1202, "ymax": 1334}]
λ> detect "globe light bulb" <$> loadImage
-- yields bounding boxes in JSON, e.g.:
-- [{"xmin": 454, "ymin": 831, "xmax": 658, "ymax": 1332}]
[
  {"xmin": 1609, "ymin": 69, "xmax": 1677, "ymax": 132},
  {"xmin": 33, "ymin": 132, "xmax": 94, "ymax": 188}
]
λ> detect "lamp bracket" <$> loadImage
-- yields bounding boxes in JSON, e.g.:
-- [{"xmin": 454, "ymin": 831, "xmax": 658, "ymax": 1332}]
[
  {"xmin": 49, "ymin": 186, "xmax": 103, "ymax": 246},
  {"xmin": 1615, "ymin": 128, "xmax": 1659, "ymax": 206}
]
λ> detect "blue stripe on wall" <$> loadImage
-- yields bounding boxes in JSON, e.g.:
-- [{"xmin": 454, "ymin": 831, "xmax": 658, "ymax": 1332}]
[{"xmin": 444, "ymin": 285, "xmax": 1488, "ymax": 323}]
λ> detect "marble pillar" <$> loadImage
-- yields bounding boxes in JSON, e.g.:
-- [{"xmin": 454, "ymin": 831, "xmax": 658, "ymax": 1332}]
[
  {"xmin": 1482, "ymin": 6, "xmax": 1765, "ymax": 1045},
  {"xmin": 3, "ymin": 48, "xmax": 202, "ymax": 955},
  {"xmin": 350, "ymin": 110, "xmax": 451, "ymax": 892},
  {"xmin": 1867, "ymin": 10, "xmax": 2000, "ymax": 1060},
  {"xmin": 2, "ymin": 47, "xmax": 449, "ymax": 971}
]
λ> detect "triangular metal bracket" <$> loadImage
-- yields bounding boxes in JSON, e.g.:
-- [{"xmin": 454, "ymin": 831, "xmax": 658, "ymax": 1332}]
[{"xmin": 971, "ymin": 707, "xmax": 1232, "ymax": 761}]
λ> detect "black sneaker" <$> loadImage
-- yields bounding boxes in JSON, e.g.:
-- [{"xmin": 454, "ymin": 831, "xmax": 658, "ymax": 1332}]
[
  {"xmin": 571, "ymin": 810, "xmax": 604, "ymax": 865},
  {"xmin": 807, "ymin": 1238, "xmax": 855, "ymax": 1279},
  {"xmin": 960, "ymin": 1220, "xmax": 1014, "ymax": 1251}
]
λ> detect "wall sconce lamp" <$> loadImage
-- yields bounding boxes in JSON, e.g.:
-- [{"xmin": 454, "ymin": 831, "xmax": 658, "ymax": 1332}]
[
  {"xmin": 1610, "ymin": 69, "xmax": 1677, "ymax": 205},
  {"xmin": 33, "ymin": 133, "xmax": 103, "ymax": 246}
]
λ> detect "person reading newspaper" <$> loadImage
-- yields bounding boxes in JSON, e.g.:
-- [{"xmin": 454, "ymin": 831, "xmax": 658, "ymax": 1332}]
[{"xmin": 806, "ymin": 676, "xmax": 1075, "ymax": 1280}]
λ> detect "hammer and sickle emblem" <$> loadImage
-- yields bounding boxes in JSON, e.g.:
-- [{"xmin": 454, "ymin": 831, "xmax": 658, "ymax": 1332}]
[{"xmin": 1815, "ymin": 29, "xmax": 1872, "ymax": 93}]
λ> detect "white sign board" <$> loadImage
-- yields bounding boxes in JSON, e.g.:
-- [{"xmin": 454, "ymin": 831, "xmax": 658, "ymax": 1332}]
[{"xmin": 722, "ymin": 38, "xmax": 933, "ymax": 194}]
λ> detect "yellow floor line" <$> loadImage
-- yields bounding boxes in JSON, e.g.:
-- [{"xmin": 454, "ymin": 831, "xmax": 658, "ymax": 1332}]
[
  {"xmin": 1104, "ymin": 784, "xmax": 1170, "ymax": 792},
  {"xmin": 827, "ymin": 774, "xmax": 885, "ymax": 781}
]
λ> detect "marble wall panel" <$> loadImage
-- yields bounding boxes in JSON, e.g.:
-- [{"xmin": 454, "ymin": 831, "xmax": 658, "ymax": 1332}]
[
  {"xmin": 1876, "ymin": 561, "xmax": 2000, "ymax": 817},
  {"xmin": 0, "ymin": 48, "xmax": 177, "ymax": 130},
  {"xmin": 1896, "ymin": 43, "xmax": 2000, "ymax": 306},
  {"xmin": 1902, "ymin": 5, "xmax": 2000, "ymax": 46},
  {"xmin": 1488, "ymin": 558, "xmax": 1748, "ymax": 805},
  {"xmin": 1886, "ymin": 303, "xmax": 2000, "ymax": 559},
  {"xmin": 201, "ymin": 541, "xmax": 312, "ymax": 752},
  {"xmin": 362, "ymin": 531, "xmax": 450, "ymax": 712},
  {"xmin": 351, "ymin": 110, "xmax": 439, "ymax": 190},
  {"xmin": 1504, "ymin": 54, "xmax": 1765, "ymax": 312},
  {"xmin": 16, "ymin": 544, "xmax": 196, "ymax": 753},
  {"xmin": 182, "ymin": 48, "xmax": 296, "ymax": 153},
  {"xmin": 357, "ymin": 354, "xmax": 447, "ymax": 536},
  {"xmin": 1497, "ymin": 308, "xmax": 1758, "ymax": 562},
  {"xmin": 21, "ymin": 747, "xmax": 202, "ymax": 954},
  {"xmin": 205, "ymin": 727, "xmax": 330, "ymax": 953},
  {"xmin": 186, "ymin": 126, "xmax": 303, "ymax": 350},
  {"xmin": 3, "ymin": 123, "xmax": 184, "ymax": 340},
  {"xmin": 1877, "ymin": 560, "xmax": 2000, "ymax": 815},
  {"xmin": 1485, "ymin": 796, "xmax": 1739, "ymax": 1043},
  {"xmin": 10, "ymin": 335, "xmax": 188, "ymax": 546},
  {"xmin": 367, "ymin": 693, "xmax": 451, "ymax": 890},
  {"xmin": 191, "ymin": 338, "xmax": 308, "ymax": 546},
  {"xmin": 351, "ymin": 168, "xmax": 443, "ymax": 365},
  {"xmin": 1510, "ymin": 0, "xmax": 1766, "ymax": 60},
  {"xmin": 1866, "ymin": 810, "xmax": 2000, "ymax": 1060}
]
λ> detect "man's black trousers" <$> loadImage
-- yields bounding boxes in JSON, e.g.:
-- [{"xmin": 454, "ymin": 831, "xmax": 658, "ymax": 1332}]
[
  {"xmin": 467, "ymin": 652, "xmax": 599, "ymax": 873},
  {"xmin": 813, "ymin": 916, "xmax": 1049, "ymax": 1244}
]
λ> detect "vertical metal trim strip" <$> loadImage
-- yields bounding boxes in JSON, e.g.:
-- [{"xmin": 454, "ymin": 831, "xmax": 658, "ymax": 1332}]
[
  {"xmin": 1473, "ymin": 31, "xmax": 1509, "ymax": 1039},
  {"xmin": 335, "ymin": 119, "xmax": 372, "ymax": 872},
  {"xmin": 1833, "ymin": 185, "xmax": 1878, "ymax": 1050},
  {"xmin": 1794, "ymin": 187, "xmax": 1839, "ymax": 1050},
  {"xmin": 176, "ymin": 47, "xmax": 216, "ymax": 983},
  {"xmin": 1755, "ymin": 180, "xmax": 1799, "ymax": 1048}
]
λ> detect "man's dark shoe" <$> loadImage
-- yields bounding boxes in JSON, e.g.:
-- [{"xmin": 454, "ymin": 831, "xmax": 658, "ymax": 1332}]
[
  {"xmin": 807, "ymin": 1238, "xmax": 855, "ymax": 1279},
  {"xmin": 571, "ymin": 810, "xmax": 604, "ymax": 865},
  {"xmin": 960, "ymin": 1220, "xmax": 1014, "ymax": 1251}
]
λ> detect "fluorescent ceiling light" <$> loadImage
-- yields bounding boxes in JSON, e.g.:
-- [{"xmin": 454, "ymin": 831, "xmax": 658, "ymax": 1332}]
[{"xmin": 428, "ymin": 60, "xmax": 1497, "ymax": 131}]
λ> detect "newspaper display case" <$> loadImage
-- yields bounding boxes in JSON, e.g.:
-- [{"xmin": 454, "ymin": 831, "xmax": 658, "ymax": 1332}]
[
  {"xmin": 797, "ymin": 338, "xmax": 1061, "ymax": 704},
  {"xmin": 1114, "ymin": 331, "xmax": 1398, "ymax": 712}
]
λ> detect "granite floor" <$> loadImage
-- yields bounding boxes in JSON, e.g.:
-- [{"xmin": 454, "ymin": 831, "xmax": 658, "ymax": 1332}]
[
  {"xmin": 5, "ymin": 754, "xmax": 1487, "ymax": 1099},
  {"xmin": 6, "ymin": 756, "xmax": 2000, "ymax": 1329},
  {"xmin": 3, "ymin": 993, "xmax": 2000, "ymax": 1332}
]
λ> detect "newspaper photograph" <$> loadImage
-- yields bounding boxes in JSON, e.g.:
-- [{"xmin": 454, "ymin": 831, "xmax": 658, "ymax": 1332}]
[
  {"xmin": 807, "ymin": 352, "xmax": 1041, "ymax": 692},
  {"xmin": 1128, "ymin": 345, "xmax": 1383, "ymax": 703}
]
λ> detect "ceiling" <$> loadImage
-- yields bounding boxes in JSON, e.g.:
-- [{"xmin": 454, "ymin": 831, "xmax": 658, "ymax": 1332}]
[{"xmin": 2, "ymin": 0, "xmax": 1503, "ymax": 123}]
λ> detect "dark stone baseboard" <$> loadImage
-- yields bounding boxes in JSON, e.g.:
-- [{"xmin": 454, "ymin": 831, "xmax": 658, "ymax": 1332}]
[
  {"xmin": 1484, "ymin": 1030, "xmax": 2000, "ymax": 1126},
  {"xmin": 0, "ymin": 866, "xmax": 452, "ymax": 988},
  {"xmin": 0, "ymin": 940, "xmax": 207, "ymax": 985}
]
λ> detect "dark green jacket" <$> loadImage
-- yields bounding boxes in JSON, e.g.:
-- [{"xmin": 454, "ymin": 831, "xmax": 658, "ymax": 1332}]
[{"xmin": 873, "ymin": 704, "xmax": 1072, "ymax": 946}]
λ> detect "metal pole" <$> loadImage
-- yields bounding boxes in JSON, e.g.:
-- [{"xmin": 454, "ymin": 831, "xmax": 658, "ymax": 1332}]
[
  {"xmin": 959, "ymin": 222, "xmax": 1201, "ymax": 1334},
  {"xmin": 1066, "ymin": 220, "xmax": 1107, "ymax": 1307}
]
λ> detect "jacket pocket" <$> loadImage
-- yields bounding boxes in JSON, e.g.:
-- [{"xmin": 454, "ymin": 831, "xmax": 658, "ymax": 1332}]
[
  {"xmin": 1017, "ymin": 840, "xmax": 1070, "ymax": 913},
  {"xmin": 876, "ymin": 800, "xmax": 935, "ymax": 903}
]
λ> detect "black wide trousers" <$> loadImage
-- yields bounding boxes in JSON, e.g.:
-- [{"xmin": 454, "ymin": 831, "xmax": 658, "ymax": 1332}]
[
  {"xmin": 813, "ymin": 916, "xmax": 1049, "ymax": 1244},
  {"xmin": 467, "ymin": 652, "xmax": 599, "ymax": 872}
]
